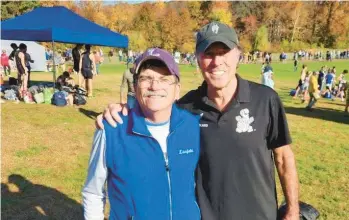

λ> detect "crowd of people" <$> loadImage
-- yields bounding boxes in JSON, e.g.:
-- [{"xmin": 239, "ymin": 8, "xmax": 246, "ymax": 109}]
[
  {"xmin": 241, "ymin": 51, "xmax": 273, "ymax": 64},
  {"xmin": 46, "ymin": 43, "xmax": 104, "ymax": 100},
  {"xmin": 49, "ymin": 43, "xmax": 100, "ymax": 106},
  {"xmin": 237, "ymin": 49, "xmax": 349, "ymax": 65},
  {"xmin": 0, "ymin": 43, "xmax": 35, "ymax": 100},
  {"xmin": 292, "ymin": 64, "xmax": 348, "ymax": 114},
  {"xmin": 294, "ymin": 49, "xmax": 349, "ymax": 61},
  {"xmin": 0, "ymin": 42, "xmax": 105, "ymax": 105}
]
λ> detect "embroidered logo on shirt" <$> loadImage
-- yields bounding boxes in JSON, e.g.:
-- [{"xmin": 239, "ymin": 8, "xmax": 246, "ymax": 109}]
[
  {"xmin": 236, "ymin": 108, "xmax": 255, "ymax": 133},
  {"xmin": 179, "ymin": 149, "xmax": 194, "ymax": 155},
  {"xmin": 212, "ymin": 23, "xmax": 219, "ymax": 34},
  {"xmin": 199, "ymin": 113, "xmax": 208, "ymax": 127}
]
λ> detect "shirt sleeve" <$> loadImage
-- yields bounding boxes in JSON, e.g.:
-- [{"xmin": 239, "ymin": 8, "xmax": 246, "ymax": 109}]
[
  {"xmin": 266, "ymin": 93, "xmax": 292, "ymax": 149},
  {"xmin": 82, "ymin": 129, "xmax": 108, "ymax": 220}
]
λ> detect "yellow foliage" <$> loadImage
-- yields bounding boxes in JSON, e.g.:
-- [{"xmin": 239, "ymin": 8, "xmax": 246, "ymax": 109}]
[
  {"xmin": 239, "ymin": 38, "xmax": 252, "ymax": 52},
  {"xmin": 180, "ymin": 42, "xmax": 195, "ymax": 54},
  {"xmin": 208, "ymin": 2, "xmax": 233, "ymax": 27}
]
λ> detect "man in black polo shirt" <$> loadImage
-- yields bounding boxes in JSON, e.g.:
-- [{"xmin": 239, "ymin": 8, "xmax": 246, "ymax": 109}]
[{"xmin": 96, "ymin": 22, "xmax": 299, "ymax": 220}]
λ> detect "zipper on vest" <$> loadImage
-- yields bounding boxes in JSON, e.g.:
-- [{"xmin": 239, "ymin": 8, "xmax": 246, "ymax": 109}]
[
  {"xmin": 132, "ymin": 130, "xmax": 173, "ymax": 220},
  {"xmin": 193, "ymin": 173, "xmax": 201, "ymax": 217},
  {"xmin": 166, "ymin": 132, "xmax": 173, "ymax": 220},
  {"xmin": 164, "ymin": 155, "xmax": 172, "ymax": 220}
]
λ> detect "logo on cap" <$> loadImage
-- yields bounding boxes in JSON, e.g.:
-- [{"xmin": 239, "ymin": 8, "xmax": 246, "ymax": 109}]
[
  {"xmin": 212, "ymin": 23, "xmax": 219, "ymax": 34},
  {"xmin": 148, "ymin": 48, "xmax": 155, "ymax": 55},
  {"xmin": 146, "ymin": 48, "xmax": 160, "ymax": 57}
]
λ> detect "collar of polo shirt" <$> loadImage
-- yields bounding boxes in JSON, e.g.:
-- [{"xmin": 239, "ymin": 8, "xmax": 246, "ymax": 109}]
[{"xmin": 198, "ymin": 75, "xmax": 251, "ymax": 106}]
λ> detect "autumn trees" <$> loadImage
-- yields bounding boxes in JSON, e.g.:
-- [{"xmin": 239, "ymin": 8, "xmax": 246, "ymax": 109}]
[{"xmin": 1, "ymin": 1, "xmax": 349, "ymax": 53}]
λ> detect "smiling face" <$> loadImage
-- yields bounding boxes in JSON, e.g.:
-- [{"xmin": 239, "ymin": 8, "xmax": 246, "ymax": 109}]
[
  {"xmin": 197, "ymin": 42, "xmax": 240, "ymax": 90},
  {"xmin": 135, "ymin": 63, "xmax": 180, "ymax": 115}
]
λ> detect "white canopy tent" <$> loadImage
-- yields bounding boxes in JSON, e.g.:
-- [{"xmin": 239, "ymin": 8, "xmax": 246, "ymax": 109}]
[{"xmin": 1, "ymin": 40, "xmax": 46, "ymax": 72}]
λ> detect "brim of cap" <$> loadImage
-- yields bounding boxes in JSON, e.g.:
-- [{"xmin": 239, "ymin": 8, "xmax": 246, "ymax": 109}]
[
  {"xmin": 196, "ymin": 36, "xmax": 237, "ymax": 53},
  {"xmin": 135, "ymin": 56, "xmax": 179, "ymax": 80}
]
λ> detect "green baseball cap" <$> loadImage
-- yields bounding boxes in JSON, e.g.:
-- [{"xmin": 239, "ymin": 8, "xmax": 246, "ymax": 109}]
[{"xmin": 196, "ymin": 22, "xmax": 239, "ymax": 53}]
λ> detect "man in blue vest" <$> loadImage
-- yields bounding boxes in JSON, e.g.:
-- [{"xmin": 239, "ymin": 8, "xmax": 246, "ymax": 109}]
[{"xmin": 82, "ymin": 48, "xmax": 201, "ymax": 220}]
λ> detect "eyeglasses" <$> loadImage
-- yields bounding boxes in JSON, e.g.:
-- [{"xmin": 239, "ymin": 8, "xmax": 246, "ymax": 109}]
[{"xmin": 137, "ymin": 76, "xmax": 177, "ymax": 89}]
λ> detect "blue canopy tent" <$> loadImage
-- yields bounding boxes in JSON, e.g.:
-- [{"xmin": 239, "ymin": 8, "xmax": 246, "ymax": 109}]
[{"xmin": 1, "ymin": 6, "xmax": 128, "ymax": 84}]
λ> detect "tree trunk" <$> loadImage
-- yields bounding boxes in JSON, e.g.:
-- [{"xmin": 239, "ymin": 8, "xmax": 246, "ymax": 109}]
[{"xmin": 290, "ymin": 8, "xmax": 300, "ymax": 43}]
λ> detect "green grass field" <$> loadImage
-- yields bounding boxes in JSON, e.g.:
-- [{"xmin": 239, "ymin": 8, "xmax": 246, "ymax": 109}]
[{"xmin": 2, "ymin": 60, "xmax": 349, "ymax": 219}]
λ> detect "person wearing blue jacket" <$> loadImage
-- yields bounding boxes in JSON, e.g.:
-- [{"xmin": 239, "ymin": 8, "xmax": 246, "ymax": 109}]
[{"xmin": 82, "ymin": 48, "xmax": 201, "ymax": 220}]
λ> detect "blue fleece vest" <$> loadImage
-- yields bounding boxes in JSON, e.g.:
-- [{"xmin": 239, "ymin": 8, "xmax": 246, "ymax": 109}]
[{"xmin": 103, "ymin": 104, "xmax": 201, "ymax": 220}]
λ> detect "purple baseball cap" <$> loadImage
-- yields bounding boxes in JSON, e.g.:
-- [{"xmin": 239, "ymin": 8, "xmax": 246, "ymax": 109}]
[{"xmin": 134, "ymin": 48, "xmax": 180, "ymax": 80}]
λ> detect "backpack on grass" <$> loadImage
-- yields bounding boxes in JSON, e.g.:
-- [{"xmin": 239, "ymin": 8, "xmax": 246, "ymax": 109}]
[
  {"xmin": 43, "ymin": 88, "xmax": 53, "ymax": 104},
  {"xmin": 51, "ymin": 91, "xmax": 67, "ymax": 106},
  {"xmin": 34, "ymin": 93, "xmax": 44, "ymax": 104},
  {"xmin": 73, "ymin": 94, "xmax": 86, "ymax": 105}
]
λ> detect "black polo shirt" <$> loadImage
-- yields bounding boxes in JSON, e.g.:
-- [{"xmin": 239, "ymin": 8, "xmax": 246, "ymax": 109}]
[{"xmin": 177, "ymin": 75, "xmax": 292, "ymax": 220}]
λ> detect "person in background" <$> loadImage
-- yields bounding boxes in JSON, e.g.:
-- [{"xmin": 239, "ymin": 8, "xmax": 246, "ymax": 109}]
[
  {"xmin": 0, "ymin": 71, "xmax": 4, "ymax": 103},
  {"xmin": 332, "ymin": 66, "xmax": 336, "ymax": 75},
  {"xmin": 80, "ymin": 44, "xmax": 96, "ymax": 97},
  {"xmin": 1, "ymin": 50, "xmax": 11, "ymax": 77},
  {"xmin": 192, "ymin": 55, "xmax": 201, "ymax": 82},
  {"xmin": 108, "ymin": 49, "xmax": 114, "ymax": 63},
  {"xmin": 127, "ymin": 49, "xmax": 134, "ymax": 67},
  {"xmin": 15, "ymin": 43, "xmax": 28, "ymax": 95},
  {"xmin": 293, "ymin": 64, "xmax": 307, "ymax": 99},
  {"xmin": 118, "ymin": 49, "xmax": 123, "ymax": 63},
  {"xmin": 98, "ymin": 48, "xmax": 104, "ymax": 59},
  {"xmin": 45, "ymin": 48, "xmax": 53, "ymax": 71},
  {"xmin": 53, "ymin": 50, "xmax": 64, "ymax": 73},
  {"xmin": 67, "ymin": 48, "xmax": 73, "ymax": 61},
  {"xmin": 98, "ymin": 48, "xmax": 104, "ymax": 64},
  {"xmin": 265, "ymin": 52, "xmax": 270, "ymax": 63},
  {"xmin": 294, "ymin": 58, "xmax": 298, "ymax": 72},
  {"xmin": 93, "ymin": 50, "xmax": 101, "ymax": 75},
  {"xmin": 318, "ymin": 66, "xmax": 325, "ymax": 90},
  {"xmin": 56, "ymin": 71, "xmax": 74, "ymax": 105},
  {"xmin": 56, "ymin": 71, "xmax": 74, "ymax": 89},
  {"xmin": 336, "ymin": 69, "xmax": 348, "ymax": 102},
  {"xmin": 261, "ymin": 62, "xmax": 274, "ymax": 89},
  {"xmin": 24, "ymin": 46, "xmax": 34, "ymax": 87},
  {"xmin": 325, "ymin": 68, "xmax": 335, "ymax": 93},
  {"xmin": 251, "ymin": 51, "xmax": 255, "ymax": 63},
  {"xmin": 120, "ymin": 64, "xmax": 136, "ymax": 109},
  {"xmin": 321, "ymin": 85, "xmax": 334, "ymax": 100},
  {"xmin": 72, "ymin": 44, "xmax": 83, "ymax": 86},
  {"xmin": 45, "ymin": 48, "xmax": 53, "ymax": 61},
  {"xmin": 337, "ymin": 69, "xmax": 347, "ymax": 89},
  {"xmin": 345, "ymin": 83, "xmax": 349, "ymax": 116},
  {"xmin": 9, "ymin": 43, "xmax": 18, "ymax": 61},
  {"xmin": 301, "ymin": 71, "xmax": 311, "ymax": 103}
]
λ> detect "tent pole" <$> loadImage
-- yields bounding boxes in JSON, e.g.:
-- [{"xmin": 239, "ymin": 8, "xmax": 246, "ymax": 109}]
[{"xmin": 52, "ymin": 41, "xmax": 56, "ymax": 88}]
